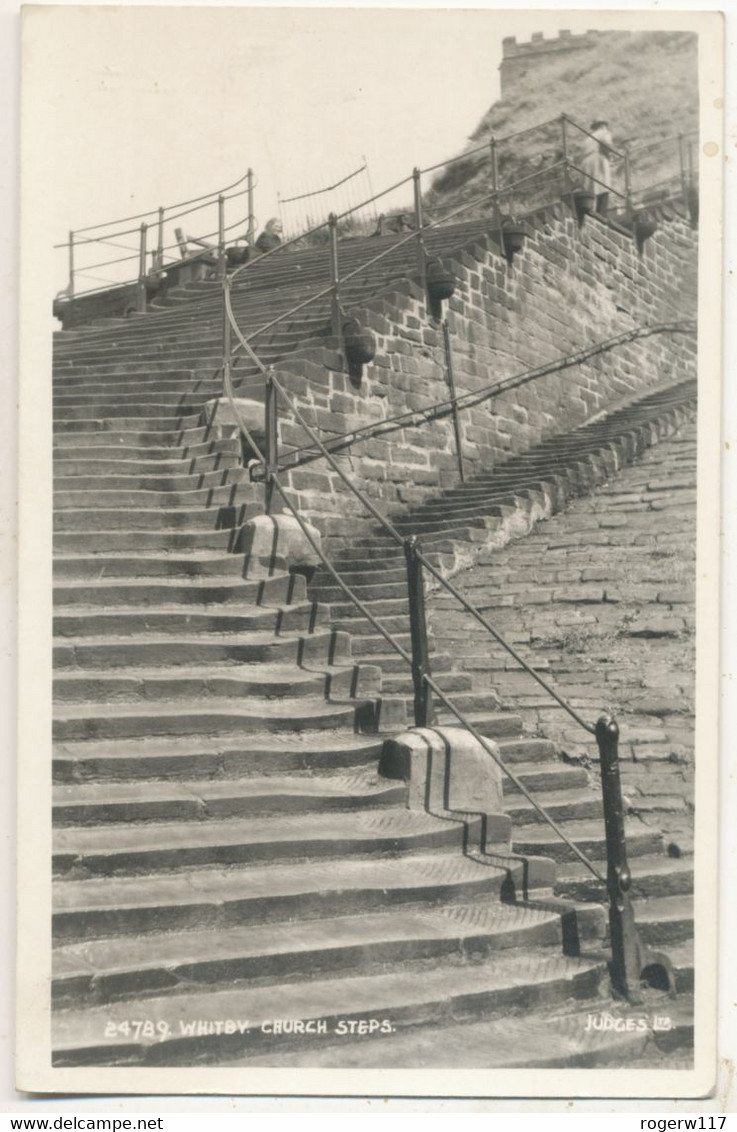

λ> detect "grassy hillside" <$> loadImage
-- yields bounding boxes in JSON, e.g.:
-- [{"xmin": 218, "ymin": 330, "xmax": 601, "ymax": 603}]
[{"xmin": 425, "ymin": 31, "xmax": 698, "ymax": 220}]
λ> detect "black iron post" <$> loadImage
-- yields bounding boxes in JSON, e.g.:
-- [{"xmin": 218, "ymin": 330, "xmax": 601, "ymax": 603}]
[
  {"xmin": 442, "ymin": 319, "xmax": 465, "ymax": 483},
  {"xmin": 560, "ymin": 114, "xmax": 572, "ymax": 197},
  {"xmin": 623, "ymin": 147, "xmax": 633, "ymax": 224},
  {"xmin": 68, "ymin": 230, "xmax": 75, "ymax": 298},
  {"xmin": 136, "ymin": 222, "xmax": 148, "ymax": 314},
  {"xmin": 246, "ymin": 169, "xmax": 256, "ymax": 247},
  {"xmin": 328, "ymin": 213, "xmax": 342, "ymax": 342},
  {"xmin": 412, "ymin": 167, "xmax": 427, "ymax": 292},
  {"xmin": 405, "ymin": 536, "xmax": 434, "ymax": 727},
  {"xmin": 595, "ymin": 714, "xmax": 646, "ymax": 1003},
  {"xmin": 217, "ymin": 194, "xmax": 227, "ymax": 279},
  {"xmin": 264, "ymin": 370, "xmax": 279, "ymax": 515},
  {"xmin": 489, "ymin": 136, "xmax": 503, "ymax": 250}
]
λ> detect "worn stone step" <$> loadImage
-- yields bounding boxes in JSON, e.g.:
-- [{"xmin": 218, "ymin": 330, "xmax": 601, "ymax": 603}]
[
  {"xmin": 309, "ymin": 580, "xmax": 409, "ymax": 603},
  {"xmin": 494, "ymin": 737, "xmax": 561, "ymax": 765},
  {"xmin": 54, "ymin": 502, "xmax": 258, "ymax": 533},
  {"xmin": 554, "ymin": 853, "xmax": 694, "ymax": 900},
  {"xmin": 54, "ymin": 527, "xmax": 239, "ymax": 554},
  {"xmin": 627, "ymin": 895, "xmax": 694, "ymax": 947},
  {"xmin": 501, "ymin": 761, "xmax": 591, "ymax": 794},
  {"xmin": 53, "ymin": 731, "xmax": 386, "ymax": 783},
  {"xmin": 52, "ymin": 767, "xmax": 404, "ymax": 826},
  {"xmin": 54, "ymin": 484, "xmax": 260, "ymax": 511},
  {"xmin": 51, "ymin": 948, "xmax": 602, "ymax": 1066},
  {"xmin": 503, "ymin": 789, "xmax": 603, "ymax": 825},
  {"xmin": 512, "ymin": 820, "xmax": 663, "ymax": 863},
  {"xmin": 54, "ymin": 627, "xmax": 348, "ymax": 672},
  {"xmin": 52, "ymin": 850, "xmax": 543, "ymax": 944},
  {"xmin": 54, "ymin": 437, "xmax": 240, "ymax": 463},
  {"xmin": 53, "ymin": 657, "xmax": 381, "ymax": 705},
  {"xmin": 54, "ymin": 468, "xmax": 251, "ymax": 494},
  {"xmin": 53, "ymin": 551, "xmax": 254, "ymax": 581},
  {"xmin": 53, "ymin": 601, "xmax": 329, "ymax": 638},
  {"xmin": 53, "ymin": 808, "xmax": 474, "ymax": 878},
  {"xmin": 52, "ymin": 695, "xmax": 367, "ymax": 742},
  {"xmin": 51, "ymin": 902, "xmax": 563, "ymax": 1008},
  {"xmin": 432, "ymin": 710, "xmax": 524, "ymax": 740},
  {"xmin": 229, "ymin": 999, "xmax": 665, "ymax": 1070},
  {"xmin": 53, "ymin": 574, "xmax": 298, "ymax": 607}
]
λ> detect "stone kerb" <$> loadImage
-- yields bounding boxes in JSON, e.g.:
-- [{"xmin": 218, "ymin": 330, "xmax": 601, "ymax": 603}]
[{"xmin": 254, "ymin": 203, "xmax": 697, "ymax": 550}]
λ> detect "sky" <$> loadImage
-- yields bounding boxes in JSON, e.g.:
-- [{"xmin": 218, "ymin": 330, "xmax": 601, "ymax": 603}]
[{"xmin": 20, "ymin": 5, "xmax": 665, "ymax": 295}]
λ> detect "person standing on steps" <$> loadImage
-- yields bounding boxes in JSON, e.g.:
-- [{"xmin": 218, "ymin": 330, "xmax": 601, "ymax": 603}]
[
  {"xmin": 580, "ymin": 120, "xmax": 614, "ymax": 216},
  {"xmin": 255, "ymin": 217, "xmax": 283, "ymax": 253}
]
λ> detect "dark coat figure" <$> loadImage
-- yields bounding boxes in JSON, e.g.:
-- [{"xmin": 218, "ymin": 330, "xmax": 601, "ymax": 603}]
[{"xmin": 255, "ymin": 218, "xmax": 283, "ymax": 253}]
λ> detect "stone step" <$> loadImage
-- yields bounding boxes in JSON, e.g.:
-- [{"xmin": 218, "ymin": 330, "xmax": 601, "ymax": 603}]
[
  {"xmin": 512, "ymin": 820, "xmax": 664, "ymax": 863},
  {"xmin": 54, "ymin": 484, "xmax": 260, "ymax": 511},
  {"xmin": 493, "ymin": 737, "xmax": 561, "ymax": 765},
  {"xmin": 53, "ymin": 601, "xmax": 329, "ymax": 638},
  {"xmin": 51, "ymin": 903, "xmax": 564, "ymax": 1008},
  {"xmin": 52, "ymin": 695, "xmax": 368, "ymax": 742},
  {"xmin": 51, "ymin": 850, "xmax": 544, "ymax": 944},
  {"xmin": 52, "ymin": 767, "xmax": 405, "ymax": 826},
  {"xmin": 502, "ymin": 761, "xmax": 591, "ymax": 794},
  {"xmin": 53, "ymin": 808, "xmax": 474, "ymax": 878},
  {"xmin": 53, "ymin": 657, "xmax": 381, "ymax": 705},
  {"xmin": 237, "ymin": 998, "xmax": 695, "ymax": 1070},
  {"xmin": 53, "ymin": 574, "xmax": 298, "ymax": 608},
  {"xmin": 51, "ymin": 948, "xmax": 602, "ymax": 1066},
  {"xmin": 52, "ymin": 732, "xmax": 386, "ymax": 783},
  {"xmin": 554, "ymin": 853, "xmax": 694, "ymax": 900},
  {"xmin": 54, "ymin": 468, "xmax": 251, "ymax": 494},
  {"xmin": 53, "ymin": 551, "xmax": 253, "ymax": 581},
  {"xmin": 54, "ymin": 527, "xmax": 240, "ymax": 554},
  {"xmin": 625, "ymin": 894, "xmax": 694, "ymax": 947},
  {"xmin": 54, "ymin": 437, "xmax": 241, "ymax": 462},
  {"xmin": 54, "ymin": 502, "xmax": 258, "ymax": 533},
  {"xmin": 53, "ymin": 405, "xmax": 204, "ymax": 426},
  {"xmin": 503, "ymin": 788, "xmax": 603, "ymax": 825},
  {"xmin": 53, "ymin": 422, "xmax": 216, "ymax": 446},
  {"xmin": 54, "ymin": 628, "xmax": 349, "ymax": 671}
]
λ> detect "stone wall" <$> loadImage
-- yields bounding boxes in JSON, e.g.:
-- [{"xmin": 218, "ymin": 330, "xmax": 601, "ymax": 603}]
[
  {"xmin": 428, "ymin": 421, "xmax": 697, "ymax": 846},
  {"xmin": 271, "ymin": 199, "xmax": 697, "ymax": 548}
]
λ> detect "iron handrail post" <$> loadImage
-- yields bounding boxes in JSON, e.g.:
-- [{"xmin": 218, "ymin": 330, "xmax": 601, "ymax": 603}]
[
  {"xmin": 442, "ymin": 319, "xmax": 465, "ymax": 483},
  {"xmin": 678, "ymin": 133, "xmax": 688, "ymax": 199},
  {"xmin": 217, "ymin": 194, "xmax": 227, "ymax": 279},
  {"xmin": 156, "ymin": 207, "xmax": 165, "ymax": 271},
  {"xmin": 405, "ymin": 536, "xmax": 435, "ymax": 727},
  {"xmin": 489, "ymin": 135, "xmax": 503, "ymax": 245},
  {"xmin": 623, "ymin": 146, "xmax": 633, "ymax": 223},
  {"xmin": 246, "ymin": 168, "xmax": 256, "ymax": 247},
  {"xmin": 136, "ymin": 222, "xmax": 148, "ymax": 314},
  {"xmin": 328, "ymin": 213, "xmax": 342, "ymax": 341},
  {"xmin": 412, "ymin": 167, "xmax": 427, "ymax": 292},
  {"xmin": 595, "ymin": 714, "xmax": 646, "ymax": 1002},
  {"xmin": 68, "ymin": 230, "xmax": 75, "ymax": 298},
  {"xmin": 264, "ymin": 369, "xmax": 279, "ymax": 515},
  {"xmin": 560, "ymin": 114, "xmax": 572, "ymax": 197},
  {"xmin": 222, "ymin": 275, "xmax": 232, "ymax": 372}
]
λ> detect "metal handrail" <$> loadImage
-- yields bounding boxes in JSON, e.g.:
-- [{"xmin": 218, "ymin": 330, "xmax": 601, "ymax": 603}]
[
  {"xmin": 278, "ymin": 322, "xmax": 696, "ymax": 469},
  {"xmin": 57, "ymin": 170, "xmax": 251, "ymax": 241},
  {"xmin": 219, "ymin": 354, "xmax": 605, "ymax": 883}
]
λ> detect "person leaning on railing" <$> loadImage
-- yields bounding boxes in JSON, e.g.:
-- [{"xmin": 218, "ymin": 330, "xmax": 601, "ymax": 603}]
[{"xmin": 580, "ymin": 120, "xmax": 614, "ymax": 216}]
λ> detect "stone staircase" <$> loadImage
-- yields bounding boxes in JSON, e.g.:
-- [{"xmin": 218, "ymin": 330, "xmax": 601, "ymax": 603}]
[{"xmin": 51, "ymin": 222, "xmax": 694, "ymax": 1069}]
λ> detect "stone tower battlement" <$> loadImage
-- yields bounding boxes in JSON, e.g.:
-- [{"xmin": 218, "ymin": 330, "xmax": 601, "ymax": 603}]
[{"xmin": 499, "ymin": 29, "xmax": 616, "ymax": 95}]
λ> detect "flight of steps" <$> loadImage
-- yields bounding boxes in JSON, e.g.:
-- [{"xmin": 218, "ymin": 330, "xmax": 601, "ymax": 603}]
[
  {"xmin": 51, "ymin": 223, "xmax": 693, "ymax": 1070},
  {"xmin": 306, "ymin": 377, "xmax": 698, "ymax": 1015}
]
